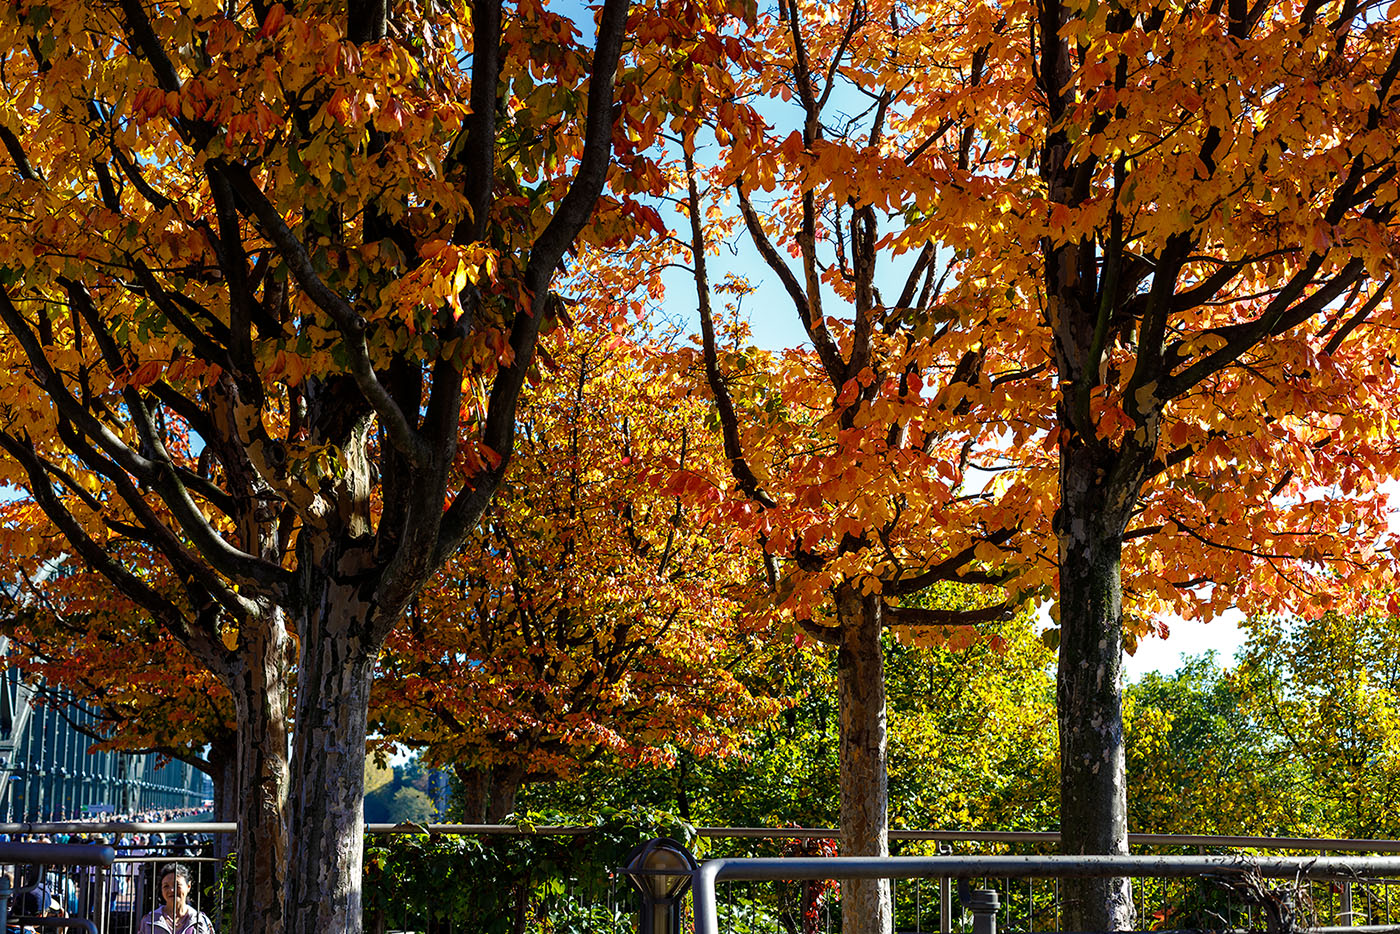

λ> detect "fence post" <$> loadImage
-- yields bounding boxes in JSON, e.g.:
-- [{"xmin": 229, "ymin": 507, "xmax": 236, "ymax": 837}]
[
  {"xmin": 1341, "ymin": 881, "xmax": 1355, "ymax": 926},
  {"xmin": 939, "ymin": 844, "xmax": 953, "ymax": 934},
  {"xmin": 958, "ymin": 878, "xmax": 999, "ymax": 934}
]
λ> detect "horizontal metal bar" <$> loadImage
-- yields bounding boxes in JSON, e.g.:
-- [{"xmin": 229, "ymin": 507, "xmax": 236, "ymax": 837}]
[
  {"xmin": 702, "ymin": 854, "xmax": 1400, "ymax": 882},
  {"xmin": 5, "ymin": 822, "xmax": 1400, "ymax": 853},
  {"xmin": 0, "ymin": 822, "xmax": 238, "ymax": 835},
  {"xmin": 10, "ymin": 919, "xmax": 99, "ymax": 934},
  {"xmin": 692, "ymin": 855, "xmax": 1400, "ymax": 934},
  {"xmin": 693, "ymin": 827, "xmax": 1400, "ymax": 853},
  {"xmin": 0, "ymin": 822, "xmax": 594, "ymax": 836},
  {"xmin": 0, "ymin": 843, "xmax": 114, "ymax": 866}
]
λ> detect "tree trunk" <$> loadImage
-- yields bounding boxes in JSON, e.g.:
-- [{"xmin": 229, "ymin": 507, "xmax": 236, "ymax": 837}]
[
  {"xmin": 454, "ymin": 765, "xmax": 489, "ymax": 824},
  {"xmin": 835, "ymin": 584, "xmax": 892, "ymax": 934},
  {"xmin": 1056, "ymin": 443, "xmax": 1136, "ymax": 931},
  {"xmin": 486, "ymin": 763, "xmax": 524, "ymax": 823},
  {"xmin": 284, "ymin": 591, "xmax": 377, "ymax": 934},
  {"xmin": 452, "ymin": 764, "xmax": 523, "ymax": 823},
  {"xmin": 227, "ymin": 608, "xmax": 291, "ymax": 934},
  {"xmin": 210, "ymin": 732, "xmax": 240, "ymax": 862}
]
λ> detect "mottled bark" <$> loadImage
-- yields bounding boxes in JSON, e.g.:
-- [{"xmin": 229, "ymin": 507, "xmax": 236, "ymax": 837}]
[
  {"xmin": 1055, "ymin": 440, "xmax": 1137, "ymax": 931},
  {"xmin": 284, "ymin": 591, "xmax": 376, "ymax": 934},
  {"xmin": 211, "ymin": 732, "xmax": 239, "ymax": 862},
  {"xmin": 835, "ymin": 584, "xmax": 892, "ymax": 934},
  {"xmin": 227, "ymin": 608, "xmax": 290, "ymax": 934}
]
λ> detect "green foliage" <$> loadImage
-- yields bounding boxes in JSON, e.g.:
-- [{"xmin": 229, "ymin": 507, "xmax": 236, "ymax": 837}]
[
  {"xmin": 886, "ymin": 617, "xmax": 1059, "ymax": 833},
  {"xmin": 520, "ymin": 616, "xmax": 1059, "ymax": 837},
  {"xmin": 1234, "ymin": 612, "xmax": 1400, "ymax": 838},
  {"xmin": 361, "ymin": 808, "xmax": 698, "ymax": 934},
  {"xmin": 1124, "ymin": 653, "xmax": 1301, "ymax": 835},
  {"xmin": 384, "ymin": 787, "xmax": 437, "ymax": 824},
  {"xmin": 1125, "ymin": 614, "xmax": 1400, "ymax": 839},
  {"xmin": 364, "ymin": 756, "xmax": 394, "ymax": 796},
  {"xmin": 364, "ymin": 753, "xmax": 445, "ymax": 824}
]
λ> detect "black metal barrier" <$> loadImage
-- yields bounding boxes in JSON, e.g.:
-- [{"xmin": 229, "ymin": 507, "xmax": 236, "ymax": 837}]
[{"xmin": 0, "ymin": 841, "xmax": 113, "ymax": 934}]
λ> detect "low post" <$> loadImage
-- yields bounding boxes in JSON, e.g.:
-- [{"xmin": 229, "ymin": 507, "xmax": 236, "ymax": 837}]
[
  {"xmin": 623, "ymin": 838, "xmax": 698, "ymax": 934},
  {"xmin": 958, "ymin": 877, "xmax": 1000, "ymax": 934},
  {"xmin": 939, "ymin": 843, "xmax": 953, "ymax": 934}
]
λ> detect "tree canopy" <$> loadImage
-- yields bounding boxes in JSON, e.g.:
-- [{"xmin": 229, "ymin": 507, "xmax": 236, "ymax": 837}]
[
  {"xmin": 1, "ymin": 0, "xmax": 1397, "ymax": 931},
  {"xmin": 372, "ymin": 316, "xmax": 780, "ymax": 820},
  {"xmin": 0, "ymin": 0, "xmax": 640, "ymax": 929}
]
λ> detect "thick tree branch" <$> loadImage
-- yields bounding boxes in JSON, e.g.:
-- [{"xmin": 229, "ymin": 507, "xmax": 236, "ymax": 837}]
[
  {"xmin": 886, "ymin": 529, "xmax": 1017, "ymax": 596},
  {"xmin": 214, "ymin": 161, "xmax": 432, "ymax": 469},
  {"xmin": 1163, "ymin": 257, "xmax": 1367, "ymax": 399},
  {"xmin": 882, "ymin": 602, "xmax": 1014, "ymax": 626},
  {"xmin": 435, "ymin": 0, "xmax": 632, "ymax": 561}
]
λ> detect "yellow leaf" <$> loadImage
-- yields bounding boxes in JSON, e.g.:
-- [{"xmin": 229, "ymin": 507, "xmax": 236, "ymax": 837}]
[{"xmin": 1133, "ymin": 380, "xmax": 1159, "ymax": 413}]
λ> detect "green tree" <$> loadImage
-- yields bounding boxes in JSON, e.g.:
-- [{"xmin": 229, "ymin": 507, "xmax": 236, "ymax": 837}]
[
  {"xmin": 1234, "ymin": 613, "xmax": 1400, "ymax": 838},
  {"xmin": 1125, "ymin": 654, "xmax": 1306, "ymax": 836},
  {"xmin": 887, "ymin": 617, "xmax": 1058, "ymax": 834},
  {"xmin": 520, "ymin": 614, "xmax": 1059, "ymax": 836}
]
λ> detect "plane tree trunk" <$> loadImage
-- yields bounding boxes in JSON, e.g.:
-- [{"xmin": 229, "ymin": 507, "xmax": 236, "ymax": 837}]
[
  {"xmin": 835, "ymin": 584, "xmax": 892, "ymax": 934},
  {"xmin": 226, "ymin": 608, "xmax": 291, "ymax": 934},
  {"xmin": 284, "ymin": 591, "xmax": 377, "ymax": 934},
  {"xmin": 1055, "ymin": 438, "xmax": 1140, "ymax": 931}
]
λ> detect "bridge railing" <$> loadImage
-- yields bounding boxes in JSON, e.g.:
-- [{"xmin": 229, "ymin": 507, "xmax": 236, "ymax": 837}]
[{"xmin": 5, "ymin": 824, "xmax": 1400, "ymax": 933}]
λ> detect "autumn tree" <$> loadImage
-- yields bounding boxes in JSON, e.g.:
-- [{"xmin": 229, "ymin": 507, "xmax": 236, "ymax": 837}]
[
  {"xmin": 0, "ymin": 551, "xmax": 240, "ymax": 827},
  {"xmin": 0, "ymin": 0, "xmax": 650, "ymax": 930},
  {"xmin": 646, "ymin": 0, "xmax": 1400, "ymax": 929},
  {"xmin": 648, "ymin": 7, "xmax": 1049, "ymax": 928},
  {"xmin": 993, "ymin": 3, "xmax": 1400, "ymax": 925},
  {"xmin": 371, "ymin": 317, "xmax": 779, "ymax": 821}
]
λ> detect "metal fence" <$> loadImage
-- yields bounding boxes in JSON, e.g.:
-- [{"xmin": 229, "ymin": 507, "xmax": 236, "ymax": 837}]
[
  {"xmin": 5, "ymin": 824, "xmax": 1400, "ymax": 933},
  {"xmin": 693, "ymin": 829, "xmax": 1400, "ymax": 934}
]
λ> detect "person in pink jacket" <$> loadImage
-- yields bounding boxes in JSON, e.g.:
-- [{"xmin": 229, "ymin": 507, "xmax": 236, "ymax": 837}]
[{"xmin": 137, "ymin": 865, "xmax": 215, "ymax": 934}]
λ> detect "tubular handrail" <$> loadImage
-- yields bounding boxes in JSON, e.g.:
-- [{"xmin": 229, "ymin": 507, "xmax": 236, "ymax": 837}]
[
  {"xmin": 6, "ymin": 822, "xmax": 1400, "ymax": 854},
  {"xmin": 694, "ymin": 827, "xmax": 1400, "ymax": 853},
  {"xmin": 691, "ymin": 854, "xmax": 1400, "ymax": 934},
  {"xmin": 0, "ymin": 843, "xmax": 113, "ymax": 866}
]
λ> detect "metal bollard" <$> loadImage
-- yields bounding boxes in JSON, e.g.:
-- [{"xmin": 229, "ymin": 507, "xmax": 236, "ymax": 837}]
[{"xmin": 957, "ymin": 877, "xmax": 1000, "ymax": 934}]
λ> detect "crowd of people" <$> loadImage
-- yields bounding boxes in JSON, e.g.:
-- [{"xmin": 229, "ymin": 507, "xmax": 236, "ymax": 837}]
[{"xmin": 2, "ymin": 804, "xmax": 219, "ymax": 932}]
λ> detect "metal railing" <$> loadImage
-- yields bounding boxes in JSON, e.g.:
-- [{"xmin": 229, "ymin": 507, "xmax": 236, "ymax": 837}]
[
  {"xmin": 6, "ymin": 824, "xmax": 1400, "ymax": 933},
  {"xmin": 0, "ymin": 840, "xmax": 112, "ymax": 934},
  {"xmin": 690, "ymin": 853, "xmax": 1400, "ymax": 934}
]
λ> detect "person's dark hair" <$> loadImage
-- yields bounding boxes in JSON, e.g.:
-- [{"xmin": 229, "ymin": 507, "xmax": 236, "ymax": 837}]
[{"xmin": 160, "ymin": 863, "xmax": 192, "ymax": 887}]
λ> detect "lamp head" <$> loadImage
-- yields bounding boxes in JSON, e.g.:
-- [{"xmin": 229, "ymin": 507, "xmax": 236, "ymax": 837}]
[{"xmin": 623, "ymin": 837, "xmax": 697, "ymax": 902}]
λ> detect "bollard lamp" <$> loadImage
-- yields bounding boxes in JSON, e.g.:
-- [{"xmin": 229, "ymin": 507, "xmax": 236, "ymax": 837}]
[{"xmin": 622, "ymin": 837, "xmax": 698, "ymax": 934}]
